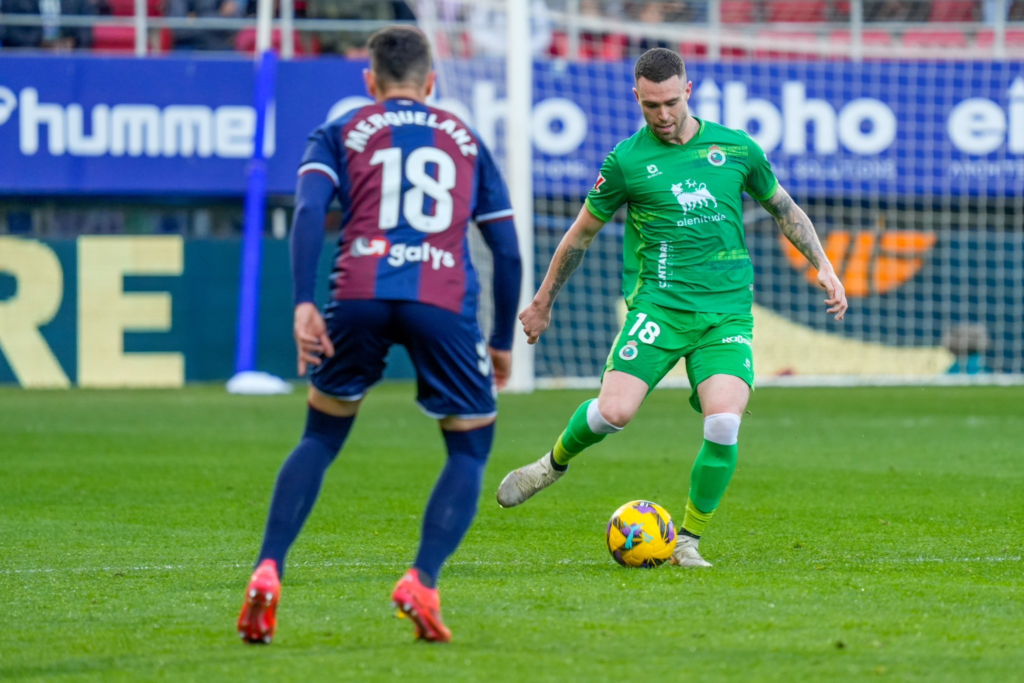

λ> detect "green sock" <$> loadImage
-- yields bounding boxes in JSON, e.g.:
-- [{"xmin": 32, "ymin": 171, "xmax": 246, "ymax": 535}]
[
  {"xmin": 681, "ymin": 498, "xmax": 715, "ymax": 538},
  {"xmin": 686, "ymin": 438, "xmax": 738, "ymax": 526},
  {"xmin": 551, "ymin": 399, "xmax": 607, "ymax": 466}
]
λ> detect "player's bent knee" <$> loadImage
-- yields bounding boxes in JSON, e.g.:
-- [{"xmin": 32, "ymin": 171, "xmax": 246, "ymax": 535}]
[
  {"xmin": 591, "ymin": 399, "xmax": 629, "ymax": 432},
  {"xmin": 308, "ymin": 385, "xmax": 361, "ymax": 417},
  {"xmin": 703, "ymin": 413, "xmax": 741, "ymax": 446},
  {"xmin": 440, "ymin": 415, "xmax": 496, "ymax": 432}
]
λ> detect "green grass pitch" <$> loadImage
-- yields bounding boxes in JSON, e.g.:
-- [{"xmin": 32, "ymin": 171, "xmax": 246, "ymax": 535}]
[{"xmin": 1, "ymin": 384, "xmax": 1022, "ymax": 682}]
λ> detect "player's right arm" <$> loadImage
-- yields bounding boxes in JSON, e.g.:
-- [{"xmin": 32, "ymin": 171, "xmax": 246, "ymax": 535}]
[
  {"xmin": 520, "ymin": 150, "xmax": 627, "ymax": 344},
  {"xmin": 520, "ymin": 204, "xmax": 607, "ymax": 345},
  {"xmin": 520, "ymin": 148, "xmax": 622, "ymax": 342},
  {"xmin": 291, "ymin": 129, "xmax": 342, "ymax": 374}
]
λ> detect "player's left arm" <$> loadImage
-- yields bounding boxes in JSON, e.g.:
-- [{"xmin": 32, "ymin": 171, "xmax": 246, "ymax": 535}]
[
  {"xmin": 473, "ymin": 142, "xmax": 524, "ymax": 389},
  {"xmin": 477, "ymin": 219, "xmax": 522, "ymax": 390},
  {"xmin": 759, "ymin": 186, "xmax": 848, "ymax": 321}
]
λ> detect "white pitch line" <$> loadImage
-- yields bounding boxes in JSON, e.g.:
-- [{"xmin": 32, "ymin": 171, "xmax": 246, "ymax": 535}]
[{"xmin": 2, "ymin": 556, "xmax": 1020, "ymax": 576}]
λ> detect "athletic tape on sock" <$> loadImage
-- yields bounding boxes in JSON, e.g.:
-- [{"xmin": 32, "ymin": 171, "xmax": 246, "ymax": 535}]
[
  {"xmin": 703, "ymin": 413, "xmax": 741, "ymax": 446},
  {"xmin": 587, "ymin": 400, "xmax": 623, "ymax": 435}
]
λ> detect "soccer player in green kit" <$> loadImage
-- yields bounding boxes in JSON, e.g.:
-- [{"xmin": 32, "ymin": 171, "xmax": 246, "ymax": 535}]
[{"xmin": 496, "ymin": 48, "xmax": 849, "ymax": 567}]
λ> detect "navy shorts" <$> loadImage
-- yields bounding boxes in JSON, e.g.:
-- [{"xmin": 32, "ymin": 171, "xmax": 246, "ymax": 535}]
[{"xmin": 310, "ymin": 300, "xmax": 497, "ymax": 419}]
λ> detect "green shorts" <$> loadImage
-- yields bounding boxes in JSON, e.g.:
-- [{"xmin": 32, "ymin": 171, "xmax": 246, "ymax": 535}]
[{"xmin": 603, "ymin": 301, "xmax": 754, "ymax": 413}]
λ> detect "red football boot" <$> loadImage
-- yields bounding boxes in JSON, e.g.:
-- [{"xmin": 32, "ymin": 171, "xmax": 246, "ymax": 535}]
[
  {"xmin": 237, "ymin": 559, "xmax": 281, "ymax": 644},
  {"xmin": 391, "ymin": 569, "xmax": 452, "ymax": 643}
]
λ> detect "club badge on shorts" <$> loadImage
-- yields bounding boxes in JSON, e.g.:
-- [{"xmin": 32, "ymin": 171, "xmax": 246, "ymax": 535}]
[
  {"xmin": 619, "ymin": 340, "xmax": 639, "ymax": 361},
  {"xmin": 707, "ymin": 144, "xmax": 726, "ymax": 167}
]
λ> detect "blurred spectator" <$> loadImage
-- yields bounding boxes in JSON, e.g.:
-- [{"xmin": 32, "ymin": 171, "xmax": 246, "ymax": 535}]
[
  {"xmin": 392, "ymin": 0, "xmax": 414, "ymax": 20},
  {"xmin": 305, "ymin": 0, "xmax": 402, "ymax": 57},
  {"xmin": 168, "ymin": 0, "xmax": 244, "ymax": 51},
  {"xmin": 576, "ymin": 0, "xmax": 609, "ymax": 58},
  {"xmin": 928, "ymin": 1, "xmax": 980, "ymax": 21},
  {"xmin": 627, "ymin": 2, "xmax": 672, "ymax": 56},
  {"xmin": 0, "ymin": 0, "xmax": 95, "ymax": 49},
  {"xmin": 469, "ymin": 0, "xmax": 552, "ymax": 57},
  {"xmin": 863, "ymin": 1, "xmax": 929, "ymax": 21}
]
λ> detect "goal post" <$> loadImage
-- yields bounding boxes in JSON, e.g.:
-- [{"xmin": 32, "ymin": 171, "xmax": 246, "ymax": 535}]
[{"xmin": 504, "ymin": 0, "xmax": 536, "ymax": 393}]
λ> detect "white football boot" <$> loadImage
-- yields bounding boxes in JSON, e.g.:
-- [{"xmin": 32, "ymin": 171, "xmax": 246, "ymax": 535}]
[
  {"xmin": 496, "ymin": 453, "xmax": 565, "ymax": 508},
  {"xmin": 670, "ymin": 534, "xmax": 713, "ymax": 568}
]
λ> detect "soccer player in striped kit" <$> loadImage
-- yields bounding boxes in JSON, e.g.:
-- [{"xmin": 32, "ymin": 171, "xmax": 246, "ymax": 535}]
[{"xmin": 238, "ymin": 26, "xmax": 521, "ymax": 644}]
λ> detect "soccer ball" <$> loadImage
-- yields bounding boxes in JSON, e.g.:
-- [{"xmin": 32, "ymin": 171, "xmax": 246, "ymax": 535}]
[{"xmin": 606, "ymin": 500, "xmax": 676, "ymax": 568}]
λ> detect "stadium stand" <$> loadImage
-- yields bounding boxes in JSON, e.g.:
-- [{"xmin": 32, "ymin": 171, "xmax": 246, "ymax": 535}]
[
  {"xmin": 764, "ymin": 1, "xmax": 828, "ymax": 22},
  {"xmin": 92, "ymin": 25, "xmax": 172, "ymax": 52},
  {"xmin": 901, "ymin": 28, "xmax": 970, "ymax": 48},
  {"xmin": 235, "ymin": 27, "xmax": 317, "ymax": 54}
]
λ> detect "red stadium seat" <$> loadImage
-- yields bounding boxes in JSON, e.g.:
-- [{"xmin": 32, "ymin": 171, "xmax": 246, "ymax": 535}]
[
  {"xmin": 235, "ymin": 28, "xmax": 318, "ymax": 55},
  {"xmin": 681, "ymin": 41, "xmax": 747, "ymax": 59},
  {"xmin": 755, "ymin": 30, "xmax": 821, "ymax": 59},
  {"xmin": 828, "ymin": 28, "xmax": 894, "ymax": 57},
  {"xmin": 92, "ymin": 25, "xmax": 171, "ymax": 53},
  {"xmin": 829, "ymin": 29, "xmax": 894, "ymax": 47},
  {"xmin": 679, "ymin": 41, "xmax": 708, "ymax": 59},
  {"xmin": 92, "ymin": 25, "xmax": 135, "ymax": 51},
  {"xmin": 601, "ymin": 33, "xmax": 628, "ymax": 60},
  {"xmin": 720, "ymin": 1, "xmax": 755, "ymax": 23},
  {"xmin": 766, "ymin": 1, "xmax": 827, "ymax": 23},
  {"xmin": 975, "ymin": 29, "xmax": 1024, "ymax": 49},
  {"xmin": 901, "ymin": 29, "xmax": 968, "ymax": 49},
  {"xmin": 928, "ymin": 1, "xmax": 979, "ymax": 22},
  {"xmin": 107, "ymin": 0, "xmax": 162, "ymax": 17},
  {"xmin": 548, "ymin": 30, "xmax": 568, "ymax": 57},
  {"xmin": 548, "ymin": 31, "xmax": 604, "ymax": 60}
]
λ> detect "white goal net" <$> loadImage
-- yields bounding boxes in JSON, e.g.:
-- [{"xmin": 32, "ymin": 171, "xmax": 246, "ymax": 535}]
[{"xmin": 417, "ymin": 0, "xmax": 1024, "ymax": 388}]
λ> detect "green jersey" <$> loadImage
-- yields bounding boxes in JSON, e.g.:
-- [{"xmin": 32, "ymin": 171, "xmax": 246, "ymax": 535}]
[{"xmin": 584, "ymin": 118, "xmax": 779, "ymax": 314}]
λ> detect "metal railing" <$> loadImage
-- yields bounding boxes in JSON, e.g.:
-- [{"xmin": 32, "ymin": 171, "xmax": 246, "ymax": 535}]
[{"xmin": 0, "ymin": 0, "xmax": 1020, "ymax": 59}]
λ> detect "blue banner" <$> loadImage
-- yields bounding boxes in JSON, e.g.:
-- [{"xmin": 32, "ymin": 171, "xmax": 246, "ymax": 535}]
[{"xmin": 0, "ymin": 55, "xmax": 1021, "ymax": 197}]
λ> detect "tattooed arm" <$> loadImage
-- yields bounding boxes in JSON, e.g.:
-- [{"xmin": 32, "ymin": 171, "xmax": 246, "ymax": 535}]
[
  {"xmin": 519, "ymin": 204, "xmax": 607, "ymax": 344},
  {"xmin": 759, "ymin": 186, "xmax": 849, "ymax": 321}
]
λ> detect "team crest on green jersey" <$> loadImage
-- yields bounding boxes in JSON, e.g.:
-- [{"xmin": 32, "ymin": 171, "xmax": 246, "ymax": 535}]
[
  {"xmin": 671, "ymin": 179, "xmax": 719, "ymax": 215},
  {"xmin": 707, "ymin": 144, "xmax": 727, "ymax": 166}
]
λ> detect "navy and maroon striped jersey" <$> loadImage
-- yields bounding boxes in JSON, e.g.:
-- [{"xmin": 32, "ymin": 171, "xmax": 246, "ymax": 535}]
[{"xmin": 297, "ymin": 98, "xmax": 514, "ymax": 318}]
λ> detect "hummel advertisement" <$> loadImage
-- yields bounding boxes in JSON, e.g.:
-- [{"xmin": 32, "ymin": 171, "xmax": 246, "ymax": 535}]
[{"xmin": 0, "ymin": 56, "xmax": 1021, "ymax": 196}]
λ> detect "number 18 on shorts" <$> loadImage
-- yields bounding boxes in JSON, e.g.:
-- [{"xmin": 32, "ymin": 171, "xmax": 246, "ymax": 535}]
[{"xmin": 604, "ymin": 302, "xmax": 755, "ymax": 412}]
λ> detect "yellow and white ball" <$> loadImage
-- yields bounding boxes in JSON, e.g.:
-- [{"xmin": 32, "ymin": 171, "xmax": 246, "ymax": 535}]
[{"xmin": 606, "ymin": 500, "xmax": 675, "ymax": 568}]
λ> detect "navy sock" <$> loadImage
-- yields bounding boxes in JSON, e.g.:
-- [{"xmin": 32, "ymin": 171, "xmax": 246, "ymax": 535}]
[
  {"xmin": 257, "ymin": 406, "xmax": 354, "ymax": 577},
  {"xmin": 413, "ymin": 423, "xmax": 494, "ymax": 588}
]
